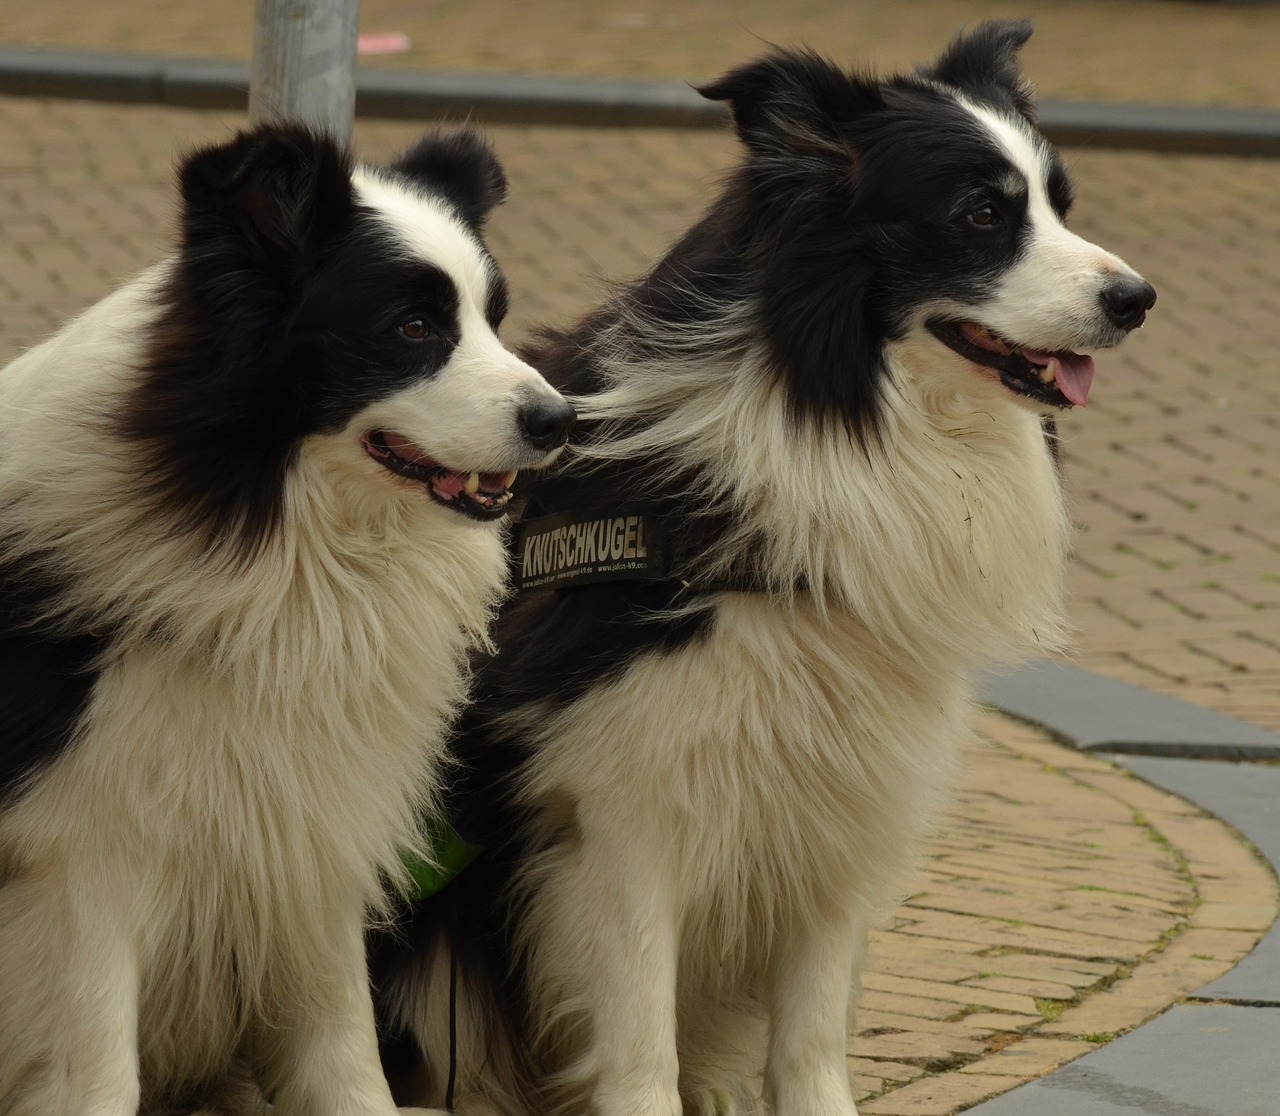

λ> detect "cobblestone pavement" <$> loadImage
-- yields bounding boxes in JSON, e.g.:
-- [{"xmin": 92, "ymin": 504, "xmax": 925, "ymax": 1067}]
[
  {"xmin": 3, "ymin": 0, "xmax": 1280, "ymax": 108},
  {"xmin": 2, "ymin": 2, "xmax": 1279, "ymax": 1111}
]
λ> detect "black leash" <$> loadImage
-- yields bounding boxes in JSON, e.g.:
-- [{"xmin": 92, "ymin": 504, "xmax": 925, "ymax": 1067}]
[{"xmin": 445, "ymin": 881, "xmax": 461, "ymax": 1113}]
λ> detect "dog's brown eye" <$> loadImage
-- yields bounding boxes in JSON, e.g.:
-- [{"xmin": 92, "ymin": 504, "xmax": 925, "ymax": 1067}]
[
  {"xmin": 967, "ymin": 205, "xmax": 1001, "ymax": 228},
  {"xmin": 400, "ymin": 318, "xmax": 431, "ymax": 341}
]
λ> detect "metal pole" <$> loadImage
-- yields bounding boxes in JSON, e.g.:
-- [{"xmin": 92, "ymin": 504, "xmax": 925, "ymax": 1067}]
[{"xmin": 248, "ymin": 0, "xmax": 360, "ymax": 145}]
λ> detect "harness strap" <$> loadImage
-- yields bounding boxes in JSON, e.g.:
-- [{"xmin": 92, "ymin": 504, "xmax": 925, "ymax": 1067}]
[{"xmin": 512, "ymin": 510, "xmax": 768, "ymax": 595}]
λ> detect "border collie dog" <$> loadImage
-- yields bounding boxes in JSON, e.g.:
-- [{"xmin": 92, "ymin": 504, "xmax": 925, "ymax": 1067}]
[
  {"xmin": 372, "ymin": 21, "xmax": 1154, "ymax": 1116},
  {"xmin": 0, "ymin": 126, "xmax": 572, "ymax": 1115}
]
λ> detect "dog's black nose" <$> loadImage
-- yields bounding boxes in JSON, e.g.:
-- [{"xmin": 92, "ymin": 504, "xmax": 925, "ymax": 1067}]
[
  {"xmin": 518, "ymin": 397, "xmax": 576, "ymax": 451},
  {"xmin": 1100, "ymin": 275, "xmax": 1157, "ymax": 330}
]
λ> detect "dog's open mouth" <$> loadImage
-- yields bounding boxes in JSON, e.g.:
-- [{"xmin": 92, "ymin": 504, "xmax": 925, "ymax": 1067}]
[
  {"xmin": 927, "ymin": 319, "xmax": 1095, "ymax": 408},
  {"xmin": 362, "ymin": 431, "xmax": 516, "ymax": 521}
]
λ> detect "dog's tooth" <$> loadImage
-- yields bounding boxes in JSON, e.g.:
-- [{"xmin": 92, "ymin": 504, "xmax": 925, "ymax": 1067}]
[
  {"xmin": 1038, "ymin": 363, "xmax": 1056, "ymax": 384},
  {"xmin": 501, "ymin": 469, "xmax": 518, "ymax": 488},
  {"xmin": 464, "ymin": 472, "xmax": 481, "ymax": 495}
]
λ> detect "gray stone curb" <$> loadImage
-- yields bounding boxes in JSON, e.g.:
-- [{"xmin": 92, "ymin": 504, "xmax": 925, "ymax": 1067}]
[
  {"xmin": 1121, "ymin": 756, "xmax": 1280, "ymax": 1008},
  {"xmin": 970, "ymin": 665, "xmax": 1280, "ymax": 1115},
  {"xmin": 964, "ymin": 758, "xmax": 1280, "ymax": 1115},
  {"xmin": 982, "ymin": 659, "xmax": 1280, "ymax": 760},
  {"xmin": 4, "ymin": 45, "xmax": 1280, "ymax": 155},
  {"xmin": 965, "ymin": 1004, "xmax": 1280, "ymax": 1115}
]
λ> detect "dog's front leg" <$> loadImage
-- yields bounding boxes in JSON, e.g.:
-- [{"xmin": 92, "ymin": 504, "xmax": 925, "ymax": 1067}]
[
  {"xmin": 0, "ymin": 873, "xmax": 141, "ymax": 1116},
  {"xmin": 253, "ymin": 912, "xmax": 401, "ymax": 1116},
  {"xmin": 764, "ymin": 909, "xmax": 862, "ymax": 1116},
  {"xmin": 529, "ymin": 820, "xmax": 682, "ymax": 1116}
]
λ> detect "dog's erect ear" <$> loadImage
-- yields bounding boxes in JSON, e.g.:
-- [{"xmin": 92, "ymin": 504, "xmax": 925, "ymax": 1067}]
[
  {"xmin": 923, "ymin": 19, "xmax": 1035, "ymax": 118},
  {"xmin": 391, "ymin": 129, "xmax": 508, "ymax": 230},
  {"xmin": 698, "ymin": 49, "xmax": 883, "ymax": 161},
  {"xmin": 179, "ymin": 125, "xmax": 355, "ymax": 261}
]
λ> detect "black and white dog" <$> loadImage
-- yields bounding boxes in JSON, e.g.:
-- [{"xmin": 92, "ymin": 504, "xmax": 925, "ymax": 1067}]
[
  {"xmin": 0, "ymin": 126, "xmax": 572, "ymax": 1114},
  {"xmin": 372, "ymin": 21, "xmax": 1155, "ymax": 1116}
]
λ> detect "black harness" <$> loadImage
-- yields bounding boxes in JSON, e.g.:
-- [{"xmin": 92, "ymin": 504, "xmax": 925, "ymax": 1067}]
[{"xmin": 512, "ymin": 508, "xmax": 778, "ymax": 596}]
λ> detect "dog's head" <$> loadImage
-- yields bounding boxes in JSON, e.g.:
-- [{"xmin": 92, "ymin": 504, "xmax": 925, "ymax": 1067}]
[
  {"xmin": 700, "ymin": 20, "xmax": 1154, "ymax": 426},
  {"xmin": 125, "ymin": 125, "xmax": 574, "ymax": 555}
]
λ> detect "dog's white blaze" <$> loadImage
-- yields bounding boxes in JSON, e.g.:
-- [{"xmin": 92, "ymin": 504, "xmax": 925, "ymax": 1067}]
[
  {"xmin": 959, "ymin": 98, "xmax": 1146, "ymax": 352},
  {"xmin": 363, "ymin": 335, "xmax": 562, "ymax": 474},
  {"xmin": 353, "ymin": 170, "xmax": 566, "ymax": 472},
  {"xmin": 354, "ymin": 169, "xmax": 495, "ymax": 310}
]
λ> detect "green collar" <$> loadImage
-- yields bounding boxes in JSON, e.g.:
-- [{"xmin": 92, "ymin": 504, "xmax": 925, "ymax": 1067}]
[{"xmin": 401, "ymin": 816, "xmax": 483, "ymax": 901}]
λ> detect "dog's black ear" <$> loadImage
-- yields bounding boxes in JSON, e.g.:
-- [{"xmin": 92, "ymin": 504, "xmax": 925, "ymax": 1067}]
[
  {"xmin": 923, "ymin": 19, "xmax": 1035, "ymax": 118},
  {"xmin": 698, "ymin": 49, "xmax": 883, "ymax": 161},
  {"xmin": 391, "ymin": 129, "xmax": 508, "ymax": 229},
  {"xmin": 179, "ymin": 125, "xmax": 355, "ymax": 261}
]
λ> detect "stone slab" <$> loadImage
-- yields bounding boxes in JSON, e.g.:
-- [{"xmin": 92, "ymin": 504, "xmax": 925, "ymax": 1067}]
[
  {"xmin": 964, "ymin": 1004, "xmax": 1280, "ymax": 1115},
  {"xmin": 982, "ymin": 660, "xmax": 1280, "ymax": 759},
  {"xmin": 1120, "ymin": 757, "xmax": 1280, "ymax": 1006}
]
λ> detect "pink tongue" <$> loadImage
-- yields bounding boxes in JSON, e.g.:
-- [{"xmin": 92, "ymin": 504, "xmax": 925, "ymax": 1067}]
[
  {"xmin": 1025, "ymin": 349, "xmax": 1096, "ymax": 407},
  {"xmin": 380, "ymin": 434, "xmax": 512, "ymax": 498}
]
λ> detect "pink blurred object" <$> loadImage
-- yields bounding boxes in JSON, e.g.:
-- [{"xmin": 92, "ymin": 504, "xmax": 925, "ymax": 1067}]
[{"xmin": 357, "ymin": 32, "xmax": 412, "ymax": 56}]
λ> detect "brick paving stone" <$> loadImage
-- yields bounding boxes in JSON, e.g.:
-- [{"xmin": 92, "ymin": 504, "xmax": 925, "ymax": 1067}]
[
  {"xmin": 858, "ymin": 990, "xmax": 964, "ymax": 1025},
  {"xmin": 961, "ymin": 957, "xmax": 1115, "ymax": 990},
  {"xmin": 870, "ymin": 957, "xmax": 984, "ymax": 985},
  {"xmin": 867, "ymin": 935, "xmax": 988, "ymax": 961},
  {"xmin": 1189, "ymin": 903, "xmax": 1278, "ymax": 933},
  {"xmin": 957, "ymin": 1037, "xmax": 1098, "ymax": 1077},
  {"xmin": 856, "ymin": 1013, "xmax": 999, "ymax": 1044},
  {"xmin": 961, "ymin": 976, "xmax": 1079, "ymax": 1003},
  {"xmin": 852, "ymin": 1032, "xmax": 988, "ymax": 1068},
  {"xmin": 859, "ymin": 1072, "xmax": 1010, "ymax": 1115},
  {"xmin": 958, "ymin": 1012, "xmax": 1043, "ymax": 1034},
  {"xmin": 861, "ymin": 973, "xmax": 1041, "ymax": 1019},
  {"xmin": 849, "ymin": 1060, "xmax": 926, "ymax": 1086},
  {"xmin": 924, "ymin": 859, "xmax": 1182, "ymax": 907}
]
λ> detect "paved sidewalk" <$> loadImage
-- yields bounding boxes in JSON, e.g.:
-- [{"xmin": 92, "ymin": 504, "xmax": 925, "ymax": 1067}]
[
  {"xmin": 1, "ymin": 2, "xmax": 1279, "ymax": 1112},
  {"xmin": 3, "ymin": 0, "xmax": 1280, "ymax": 109}
]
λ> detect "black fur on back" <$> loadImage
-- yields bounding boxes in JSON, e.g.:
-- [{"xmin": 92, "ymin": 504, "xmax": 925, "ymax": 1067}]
[{"xmin": 0, "ymin": 558, "xmax": 108, "ymax": 805}]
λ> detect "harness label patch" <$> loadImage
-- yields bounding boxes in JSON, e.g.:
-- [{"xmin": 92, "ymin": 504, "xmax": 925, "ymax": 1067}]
[{"xmin": 515, "ymin": 512, "xmax": 665, "ymax": 590}]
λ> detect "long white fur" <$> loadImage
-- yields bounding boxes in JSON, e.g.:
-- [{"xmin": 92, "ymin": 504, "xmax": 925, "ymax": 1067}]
[
  {"xmin": 0, "ymin": 170, "xmax": 560, "ymax": 1116},
  {"xmin": 498, "ymin": 332, "xmax": 1069, "ymax": 1116},
  {"xmin": 416, "ymin": 97, "xmax": 1148, "ymax": 1116}
]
